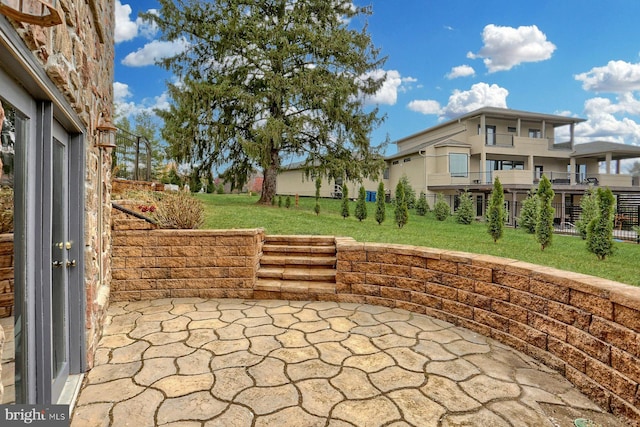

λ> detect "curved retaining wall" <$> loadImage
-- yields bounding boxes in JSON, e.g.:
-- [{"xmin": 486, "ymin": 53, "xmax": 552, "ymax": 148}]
[
  {"xmin": 335, "ymin": 239, "xmax": 640, "ymax": 425},
  {"xmin": 109, "ymin": 227, "xmax": 640, "ymax": 424}
]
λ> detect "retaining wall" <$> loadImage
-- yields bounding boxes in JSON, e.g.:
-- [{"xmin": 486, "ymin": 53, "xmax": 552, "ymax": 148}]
[
  {"xmin": 335, "ymin": 240, "xmax": 640, "ymax": 425},
  {"xmin": 110, "ymin": 229, "xmax": 640, "ymax": 424},
  {"xmin": 111, "ymin": 229, "xmax": 264, "ymax": 302}
]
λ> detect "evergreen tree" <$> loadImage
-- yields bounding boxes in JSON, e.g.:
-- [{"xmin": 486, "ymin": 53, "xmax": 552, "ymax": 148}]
[
  {"xmin": 487, "ymin": 178, "xmax": 505, "ymax": 243},
  {"xmin": 535, "ymin": 175, "xmax": 555, "ymax": 250},
  {"xmin": 415, "ymin": 192, "xmax": 429, "ymax": 216},
  {"xmin": 355, "ymin": 186, "xmax": 368, "ymax": 221},
  {"xmin": 455, "ymin": 190, "xmax": 474, "ymax": 224},
  {"xmin": 375, "ymin": 181, "xmax": 386, "ymax": 225},
  {"xmin": 399, "ymin": 175, "xmax": 416, "ymax": 209},
  {"xmin": 341, "ymin": 185, "xmax": 350, "ymax": 219},
  {"xmin": 394, "ymin": 180, "xmax": 408, "ymax": 228},
  {"xmin": 314, "ymin": 177, "xmax": 321, "ymax": 216},
  {"xmin": 434, "ymin": 193, "xmax": 449, "ymax": 221},
  {"xmin": 576, "ymin": 186, "xmax": 598, "ymax": 239},
  {"xmin": 188, "ymin": 169, "xmax": 202, "ymax": 193},
  {"xmin": 217, "ymin": 183, "xmax": 225, "ymax": 194},
  {"xmin": 517, "ymin": 189, "xmax": 538, "ymax": 234},
  {"xmin": 285, "ymin": 195, "xmax": 291, "ymax": 208},
  {"xmin": 146, "ymin": 1, "xmax": 387, "ymax": 205},
  {"xmin": 587, "ymin": 187, "xmax": 616, "ymax": 260},
  {"xmin": 278, "ymin": 196, "xmax": 282, "ymax": 208}
]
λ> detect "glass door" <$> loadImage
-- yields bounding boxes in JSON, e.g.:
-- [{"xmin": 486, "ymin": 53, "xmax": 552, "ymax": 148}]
[{"xmin": 50, "ymin": 134, "xmax": 70, "ymax": 402}]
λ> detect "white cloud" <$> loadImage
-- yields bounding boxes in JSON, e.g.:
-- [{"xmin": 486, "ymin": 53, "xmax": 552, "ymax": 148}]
[
  {"xmin": 113, "ymin": 81, "xmax": 170, "ymax": 119},
  {"xmin": 406, "ymin": 83, "xmax": 509, "ymax": 119},
  {"xmin": 575, "ymin": 60, "xmax": 640, "ymax": 93},
  {"xmin": 115, "ymin": 1, "xmax": 159, "ymax": 43},
  {"xmin": 363, "ymin": 70, "xmax": 416, "ymax": 105},
  {"xmin": 467, "ymin": 24, "xmax": 556, "ymax": 73},
  {"xmin": 121, "ymin": 39, "xmax": 189, "ymax": 67},
  {"xmin": 446, "ymin": 65, "xmax": 475, "ymax": 79},
  {"xmin": 442, "ymin": 82, "xmax": 509, "ymax": 117},
  {"xmin": 113, "ymin": 82, "xmax": 132, "ymax": 103},
  {"xmin": 407, "ymin": 100, "xmax": 441, "ymax": 115},
  {"xmin": 570, "ymin": 96, "xmax": 640, "ymax": 144},
  {"xmin": 115, "ymin": 1, "xmax": 138, "ymax": 43}
]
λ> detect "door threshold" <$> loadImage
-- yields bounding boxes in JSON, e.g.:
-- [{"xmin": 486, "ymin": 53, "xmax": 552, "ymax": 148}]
[{"xmin": 57, "ymin": 373, "xmax": 84, "ymax": 414}]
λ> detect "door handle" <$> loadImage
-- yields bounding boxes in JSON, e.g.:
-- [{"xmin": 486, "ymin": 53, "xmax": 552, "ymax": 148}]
[
  {"xmin": 52, "ymin": 261, "xmax": 63, "ymax": 268},
  {"xmin": 66, "ymin": 259, "xmax": 76, "ymax": 267}
]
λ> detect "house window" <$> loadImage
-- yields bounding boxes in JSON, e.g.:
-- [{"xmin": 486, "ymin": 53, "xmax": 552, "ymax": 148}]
[
  {"xmin": 507, "ymin": 126, "xmax": 517, "ymax": 133},
  {"xmin": 487, "ymin": 160, "xmax": 524, "ymax": 171},
  {"xmin": 528, "ymin": 129, "xmax": 541, "ymax": 138},
  {"xmin": 450, "ymin": 153, "xmax": 468, "ymax": 177},
  {"xmin": 383, "ymin": 168, "xmax": 389, "ymax": 179},
  {"xmin": 535, "ymin": 165, "xmax": 543, "ymax": 181},
  {"xmin": 403, "ymin": 157, "xmax": 411, "ymax": 163},
  {"xmin": 392, "ymin": 160, "xmax": 399, "ymax": 165}
]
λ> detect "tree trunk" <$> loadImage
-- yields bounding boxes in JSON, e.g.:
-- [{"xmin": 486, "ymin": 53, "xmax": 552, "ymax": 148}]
[{"xmin": 258, "ymin": 149, "xmax": 279, "ymax": 205}]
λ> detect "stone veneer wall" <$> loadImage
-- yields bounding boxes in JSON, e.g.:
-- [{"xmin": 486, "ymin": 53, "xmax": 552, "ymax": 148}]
[
  {"xmin": 6, "ymin": 0, "xmax": 115, "ymax": 368},
  {"xmin": 0, "ymin": 235, "xmax": 13, "ymax": 318},
  {"xmin": 110, "ymin": 229, "xmax": 264, "ymax": 302},
  {"xmin": 112, "ymin": 178, "xmax": 164, "ymax": 195},
  {"xmin": 110, "ymin": 229, "xmax": 640, "ymax": 424}
]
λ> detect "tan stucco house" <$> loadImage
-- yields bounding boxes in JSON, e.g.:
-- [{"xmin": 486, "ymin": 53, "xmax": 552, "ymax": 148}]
[
  {"xmin": 278, "ymin": 107, "xmax": 640, "ymax": 223},
  {"xmin": 0, "ymin": 0, "xmax": 114, "ymax": 406},
  {"xmin": 386, "ymin": 107, "xmax": 640, "ymax": 222}
]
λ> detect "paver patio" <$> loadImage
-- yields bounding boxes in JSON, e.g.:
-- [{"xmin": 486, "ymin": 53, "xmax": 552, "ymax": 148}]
[{"xmin": 71, "ymin": 298, "xmax": 624, "ymax": 426}]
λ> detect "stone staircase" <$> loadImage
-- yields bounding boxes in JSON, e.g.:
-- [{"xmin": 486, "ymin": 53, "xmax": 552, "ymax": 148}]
[{"xmin": 255, "ymin": 235, "xmax": 337, "ymax": 299}]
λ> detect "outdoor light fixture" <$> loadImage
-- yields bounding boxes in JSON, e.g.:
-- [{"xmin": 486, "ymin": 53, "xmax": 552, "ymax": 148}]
[
  {"xmin": 95, "ymin": 112, "xmax": 117, "ymax": 149},
  {"xmin": 0, "ymin": 0, "xmax": 62, "ymax": 27}
]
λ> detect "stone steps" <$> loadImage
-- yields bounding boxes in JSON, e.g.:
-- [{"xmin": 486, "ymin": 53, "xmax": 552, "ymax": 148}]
[{"xmin": 256, "ymin": 235, "xmax": 337, "ymax": 299}]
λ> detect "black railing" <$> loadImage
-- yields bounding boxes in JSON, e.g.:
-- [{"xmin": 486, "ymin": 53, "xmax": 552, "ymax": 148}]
[{"xmin": 113, "ymin": 127, "xmax": 152, "ymax": 181}]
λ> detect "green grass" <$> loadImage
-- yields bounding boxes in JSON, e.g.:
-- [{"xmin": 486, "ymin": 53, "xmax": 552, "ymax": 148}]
[{"xmin": 196, "ymin": 193, "xmax": 640, "ymax": 286}]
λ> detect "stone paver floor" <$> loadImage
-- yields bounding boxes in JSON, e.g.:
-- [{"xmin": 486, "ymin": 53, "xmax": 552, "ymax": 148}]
[{"xmin": 71, "ymin": 298, "xmax": 623, "ymax": 427}]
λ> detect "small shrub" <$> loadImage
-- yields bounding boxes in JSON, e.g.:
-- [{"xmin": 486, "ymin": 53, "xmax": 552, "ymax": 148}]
[
  {"xmin": 278, "ymin": 196, "xmax": 282, "ymax": 208},
  {"xmin": 394, "ymin": 181, "xmax": 408, "ymax": 228},
  {"xmin": 415, "ymin": 192, "xmax": 429, "ymax": 216},
  {"xmin": 576, "ymin": 186, "xmax": 597, "ymax": 239},
  {"xmin": 0, "ymin": 187, "xmax": 13, "ymax": 233},
  {"xmin": 487, "ymin": 178, "xmax": 505, "ymax": 242},
  {"xmin": 434, "ymin": 193, "xmax": 449, "ymax": 221},
  {"xmin": 455, "ymin": 190, "xmax": 474, "ymax": 224},
  {"xmin": 399, "ymin": 175, "xmax": 416, "ymax": 209},
  {"xmin": 587, "ymin": 187, "xmax": 616, "ymax": 260},
  {"xmin": 271, "ymin": 196, "xmax": 277, "ymax": 206},
  {"xmin": 535, "ymin": 175, "xmax": 555, "ymax": 251},
  {"xmin": 518, "ymin": 189, "xmax": 538, "ymax": 234},
  {"xmin": 355, "ymin": 186, "xmax": 367, "ymax": 222},
  {"xmin": 217, "ymin": 183, "xmax": 225, "ymax": 194},
  {"xmin": 375, "ymin": 181, "xmax": 385, "ymax": 225},
  {"xmin": 154, "ymin": 190, "xmax": 204, "ymax": 229},
  {"xmin": 341, "ymin": 185, "xmax": 350, "ymax": 219},
  {"xmin": 314, "ymin": 177, "xmax": 321, "ymax": 216},
  {"xmin": 285, "ymin": 195, "xmax": 291, "ymax": 209}
]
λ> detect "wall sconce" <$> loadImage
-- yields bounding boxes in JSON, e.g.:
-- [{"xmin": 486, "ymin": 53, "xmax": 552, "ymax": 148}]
[
  {"xmin": 0, "ymin": 0, "xmax": 62, "ymax": 27},
  {"xmin": 95, "ymin": 112, "xmax": 117, "ymax": 149}
]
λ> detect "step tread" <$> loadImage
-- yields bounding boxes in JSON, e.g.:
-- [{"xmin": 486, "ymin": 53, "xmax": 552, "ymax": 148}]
[
  {"xmin": 262, "ymin": 244, "xmax": 336, "ymax": 254},
  {"xmin": 255, "ymin": 279, "xmax": 336, "ymax": 294},
  {"xmin": 265, "ymin": 235, "xmax": 335, "ymax": 245},
  {"xmin": 260, "ymin": 255, "xmax": 336, "ymax": 266},
  {"xmin": 257, "ymin": 267, "xmax": 336, "ymax": 281}
]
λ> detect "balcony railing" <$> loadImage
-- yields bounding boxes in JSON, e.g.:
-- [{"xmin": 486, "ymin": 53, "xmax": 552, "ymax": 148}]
[
  {"xmin": 429, "ymin": 171, "xmax": 637, "ymax": 188},
  {"xmin": 484, "ymin": 133, "xmax": 514, "ymax": 147}
]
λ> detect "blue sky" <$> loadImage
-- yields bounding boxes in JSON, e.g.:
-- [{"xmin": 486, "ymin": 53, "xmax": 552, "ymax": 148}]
[{"xmin": 114, "ymin": 0, "xmax": 640, "ymax": 163}]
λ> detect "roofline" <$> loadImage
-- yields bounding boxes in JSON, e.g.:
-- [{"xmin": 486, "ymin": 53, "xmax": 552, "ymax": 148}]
[{"xmin": 393, "ymin": 107, "xmax": 586, "ymax": 146}]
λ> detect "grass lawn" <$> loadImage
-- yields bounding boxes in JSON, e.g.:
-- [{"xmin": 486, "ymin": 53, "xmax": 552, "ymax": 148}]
[{"xmin": 196, "ymin": 193, "xmax": 640, "ymax": 287}]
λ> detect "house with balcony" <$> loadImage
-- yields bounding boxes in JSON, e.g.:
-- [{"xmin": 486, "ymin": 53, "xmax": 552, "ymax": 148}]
[{"xmin": 386, "ymin": 107, "xmax": 640, "ymax": 224}]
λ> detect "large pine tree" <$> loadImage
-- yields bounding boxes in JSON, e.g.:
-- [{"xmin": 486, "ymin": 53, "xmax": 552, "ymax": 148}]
[{"xmin": 146, "ymin": 0, "xmax": 387, "ymax": 204}]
